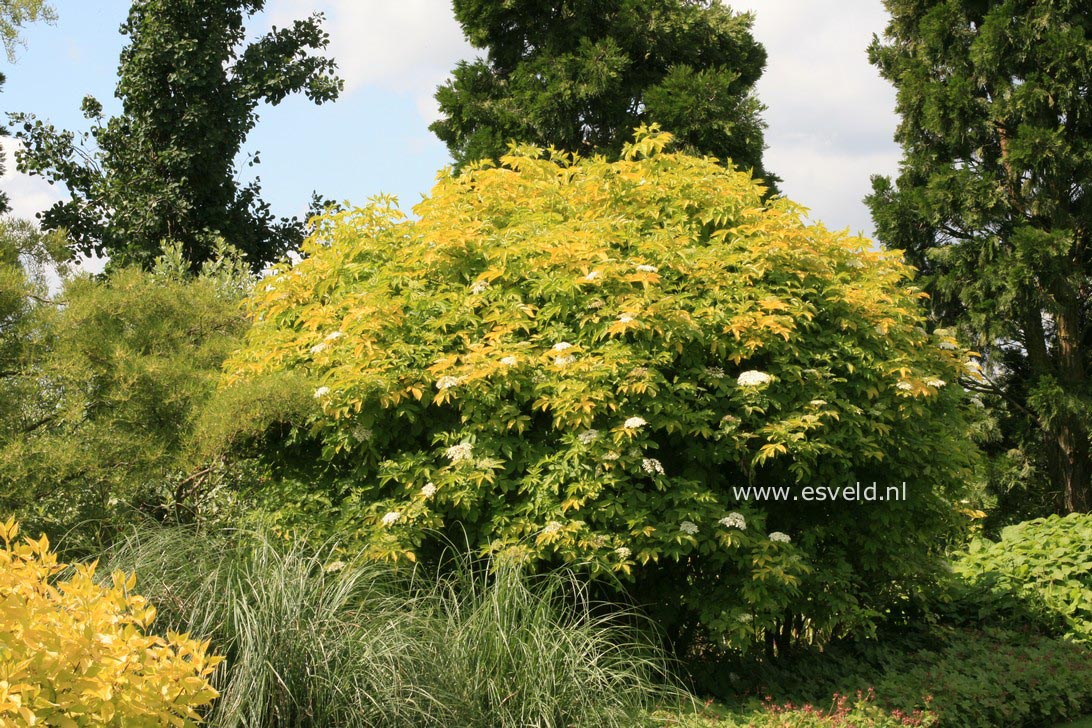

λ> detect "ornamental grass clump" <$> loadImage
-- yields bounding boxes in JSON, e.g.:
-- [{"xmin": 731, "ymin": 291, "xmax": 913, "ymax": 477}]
[
  {"xmin": 0, "ymin": 517, "xmax": 220, "ymax": 726},
  {"xmin": 105, "ymin": 524, "xmax": 673, "ymax": 728},
  {"xmin": 221, "ymin": 127, "xmax": 978, "ymax": 651}
]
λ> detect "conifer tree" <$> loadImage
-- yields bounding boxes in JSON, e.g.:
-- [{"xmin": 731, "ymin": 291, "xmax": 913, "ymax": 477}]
[
  {"xmin": 433, "ymin": 0, "xmax": 776, "ymax": 188},
  {"xmin": 868, "ymin": 0, "xmax": 1092, "ymax": 512}
]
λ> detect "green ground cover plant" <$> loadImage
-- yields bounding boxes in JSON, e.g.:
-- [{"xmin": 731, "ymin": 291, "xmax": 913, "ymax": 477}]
[{"xmin": 953, "ymin": 512, "xmax": 1092, "ymax": 641}]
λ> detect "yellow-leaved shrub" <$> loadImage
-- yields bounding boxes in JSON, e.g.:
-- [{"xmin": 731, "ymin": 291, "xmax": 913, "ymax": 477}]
[{"xmin": 0, "ymin": 517, "xmax": 220, "ymax": 726}]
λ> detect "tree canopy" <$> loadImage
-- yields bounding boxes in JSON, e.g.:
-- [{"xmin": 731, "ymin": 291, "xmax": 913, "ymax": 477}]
[
  {"xmin": 432, "ymin": 0, "xmax": 776, "ymax": 188},
  {"xmin": 13, "ymin": 0, "xmax": 342, "ymax": 271},
  {"xmin": 867, "ymin": 0, "xmax": 1092, "ymax": 514}
]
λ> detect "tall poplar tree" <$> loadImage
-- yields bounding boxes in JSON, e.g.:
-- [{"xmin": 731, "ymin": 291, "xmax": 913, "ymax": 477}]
[
  {"xmin": 867, "ymin": 0, "xmax": 1092, "ymax": 513},
  {"xmin": 432, "ymin": 0, "xmax": 776, "ymax": 188},
  {"xmin": 13, "ymin": 0, "xmax": 342, "ymax": 270}
]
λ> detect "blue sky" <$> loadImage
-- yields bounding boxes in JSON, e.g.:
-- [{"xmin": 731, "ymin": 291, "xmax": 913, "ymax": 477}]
[{"xmin": 2, "ymin": 0, "xmax": 902, "ymax": 254}]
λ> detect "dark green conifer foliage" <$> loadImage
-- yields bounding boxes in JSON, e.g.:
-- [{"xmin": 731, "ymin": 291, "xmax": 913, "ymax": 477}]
[
  {"xmin": 433, "ymin": 0, "xmax": 777, "ymax": 188},
  {"xmin": 867, "ymin": 0, "xmax": 1092, "ymax": 513}
]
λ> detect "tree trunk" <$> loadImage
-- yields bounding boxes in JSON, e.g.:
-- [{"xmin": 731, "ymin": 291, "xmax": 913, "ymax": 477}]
[
  {"xmin": 1052, "ymin": 295, "xmax": 1092, "ymax": 512},
  {"xmin": 1052, "ymin": 418, "xmax": 1092, "ymax": 512},
  {"xmin": 1024, "ymin": 298, "xmax": 1092, "ymax": 513}
]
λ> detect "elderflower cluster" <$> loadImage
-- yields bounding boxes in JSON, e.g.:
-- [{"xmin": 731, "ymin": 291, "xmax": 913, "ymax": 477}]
[
  {"xmin": 719, "ymin": 512, "xmax": 746, "ymax": 530},
  {"xmin": 769, "ymin": 531, "xmax": 791, "ymax": 543},
  {"xmin": 679, "ymin": 521, "xmax": 699, "ymax": 535},
  {"xmin": 421, "ymin": 482, "xmax": 437, "ymax": 498},
  {"xmin": 926, "ymin": 378, "xmax": 946, "ymax": 388},
  {"xmin": 470, "ymin": 280, "xmax": 490, "ymax": 294},
  {"xmin": 313, "ymin": 386, "xmax": 330, "ymax": 399},
  {"xmin": 552, "ymin": 342, "xmax": 574, "ymax": 352},
  {"xmin": 623, "ymin": 416, "xmax": 648, "ymax": 430},
  {"xmin": 435, "ymin": 376, "xmax": 462, "ymax": 391},
  {"xmin": 445, "ymin": 442, "xmax": 474, "ymax": 463},
  {"xmin": 381, "ymin": 511, "xmax": 401, "ymax": 526},
  {"xmin": 578, "ymin": 430, "xmax": 599, "ymax": 445},
  {"xmin": 737, "ymin": 370, "xmax": 772, "ymax": 387},
  {"xmin": 896, "ymin": 381, "xmax": 913, "ymax": 392},
  {"xmin": 635, "ymin": 264, "xmax": 658, "ymax": 273},
  {"xmin": 641, "ymin": 458, "xmax": 665, "ymax": 475},
  {"xmin": 614, "ymin": 546, "xmax": 631, "ymax": 559},
  {"xmin": 543, "ymin": 521, "xmax": 563, "ymax": 535}
]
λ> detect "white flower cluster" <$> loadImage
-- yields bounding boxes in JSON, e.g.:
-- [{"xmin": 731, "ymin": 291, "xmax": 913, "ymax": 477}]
[
  {"xmin": 500, "ymin": 356, "xmax": 518, "ymax": 366},
  {"xmin": 896, "ymin": 381, "xmax": 913, "ymax": 392},
  {"xmin": 938, "ymin": 341, "xmax": 958, "ymax": 351},
  {"xmin": 470, "ymin": 280, "xmax": 490, "ymax": 294},
  {"xmin": 603, "ymin": 451, "xmax": 620, "ymax": 461},
  {"xmin": 618, "ymin": 314, "xmax": 635, "ymax": 324},
  {"xmin": 552, "ymin": 342, "xmax": 574, "ymax": 352},
  {"xmin": 584, "ymin": 271, "xmax": 601, "ymax": 281},
  {"xmin": 623, "ymin": 416, "xmax": 647, "ymax": 430},
  {"xmin": 635, "ymin": 264, "xmax": 658, "ymax": 273},
  {"xmin": 614, "ymin": 546, "xmax": 631, "ymax": 559},
  {"xmin": 352, "ymin": 426, "xmax": 373, "ymax": 443},
  {"xmin": 737, "ymin": 370, "xmax": 772, "ymax": 387},
  {"xmin": 679, "ymin": 521, "xmax": 699, "ymax": 535},
  {"xmin": 421, "ymin": 482, "xmax": 437, "ymax": 498},
  {"xmin": 578, "ymin": 430, "xmax": 599, "ymax": 445},
  {"xmin": 554, "ymin": 355, "xmax": 576, "ymax": 367},
  {"xmin": 705, "ymin": 366, "xmax": 726, "ymax": 380},
  {"xmin": 926, "ymin": 378, "xmax": 946, "ymax": 388},
  {"xmin": 543, "ymin": 521, "xmax": 563, "ymax": 535},
  {"xmin": 310, "ymin": 330, "xmax": 344, "ymax": 355},
  {"xmin": 445, "ymin": 442, "xmax": 474, "ymax": 462},
  {"xmin": 435, "ymin": 376, "xmax": 462, "ymax": 391},
  {"xmin": 768, "ymin": 531, "xmax": 791, "ymax": 543},
  {"xmin": 381, "ymin": 511, "xmax": 401, "ymax": 526},
  {"xmin": 641, "ymin": 458, "xmax": 665, "ymax": 475},
  {"xmin": 313, "ymin": 386, "xmax": 330, "ymax": 399},
  {"xmin": 719, "ymin": 512, "xmax": 746, "ymax": 530}
]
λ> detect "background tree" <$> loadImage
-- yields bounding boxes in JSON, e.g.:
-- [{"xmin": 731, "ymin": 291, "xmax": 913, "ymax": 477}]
[
  {"xmin": 867, "ymin": 0, "xmax": 1092, "ymax": 515},
  {"xmin": 0, "ymin": 0, "xmax": 53, "ymax": 63},
  {"xmin": 0, "ymin": 243, "xmax": 255, "ymax": 556},
  {"xmin": 13, "ymin": 0, "xmax": 342, "ymax": 271},
  {"xmin": 0, "ymin": 0, "xmax": 55, "ymax": 214},
  {"xmin": 432, "ymin": 0, "xmax": 777, "ymax": 188}
]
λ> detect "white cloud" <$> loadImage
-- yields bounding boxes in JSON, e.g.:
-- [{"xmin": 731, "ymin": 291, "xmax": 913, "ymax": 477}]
[
  {"xmin": 1, "ymin": 137, "xmax": 65, "ymax": 221},
  {"xmin": 268, "ymin": 0, "xmax": 475, "ymax": 122},
  {"xmin": 730, "ymin": 0, "xmax": 901, "ymax": 238},
  {"xmin": 2, "ymin": 138, "xmax": 106, "ymax": 285}
]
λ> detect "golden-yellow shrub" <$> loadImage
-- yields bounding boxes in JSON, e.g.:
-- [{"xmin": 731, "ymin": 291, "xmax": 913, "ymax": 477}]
[{"xmin": 0, "ymin": 517, "xmax": 221, "ymax": 726}]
